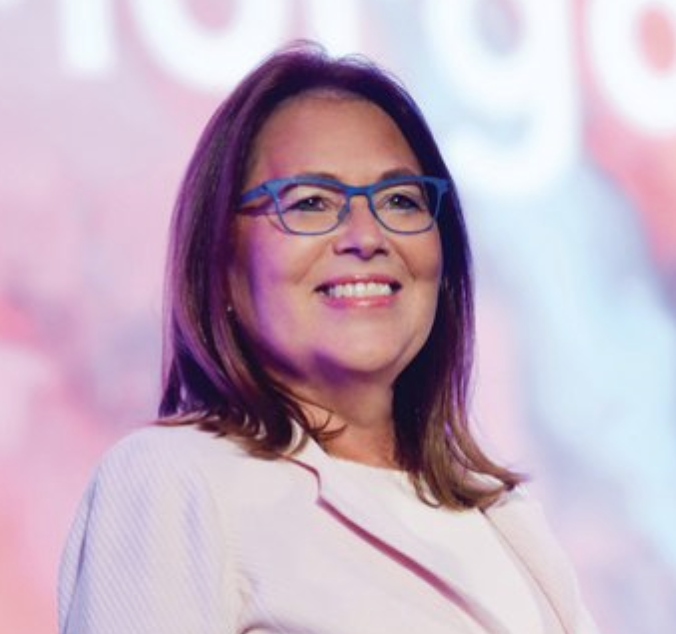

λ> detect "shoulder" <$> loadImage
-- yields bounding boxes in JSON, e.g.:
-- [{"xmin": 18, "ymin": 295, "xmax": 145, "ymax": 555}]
[
  {"xmin": 491, "ymin": 484, "xmax": 534, "ymax": 509},
  {"xmin": 483, "ymin": 485, "xmax": 576, "ymax": 591},
  {"xmin": 96, "ymin": 424, "xmax": 246, "ymax": 483},
  {"xmin": 484, "ymin": 485, "xmax": 554, "ymax": 540},
  {"xmin": 80, "ymin": 424, "xmax": 258, "ymax": 526},
  {"xmin": 103, "ymin": 422, "xmax": 245, "ymax": 461},
  {"xmin": 89, "ymin": 424, "xmax": 308, "ymax": 513},
  {"xmin": 59, "ymin": 425, "xmax": 247, "ymax": 632},
  {"xmin": 485, "ymin": 486, "xmax": 601, "ymax": 634},
  {"xmin": 61, "ymin": 425, "xmax": 250, "ymax": 586}
]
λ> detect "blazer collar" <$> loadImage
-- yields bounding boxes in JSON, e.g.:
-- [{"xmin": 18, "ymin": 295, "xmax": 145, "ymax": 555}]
[
  {"xmin": 287, "ymin": 436, "xmax": 516, "ymax": 634},
  {"xmin": 286, "ymin": 434, "xmax": 577, "ymax": 634}
]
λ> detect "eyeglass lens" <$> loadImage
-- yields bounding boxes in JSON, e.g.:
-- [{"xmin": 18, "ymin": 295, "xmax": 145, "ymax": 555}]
[{"xmin": 273, "ymin": 178, "xmax": 439, "ymax": 234}]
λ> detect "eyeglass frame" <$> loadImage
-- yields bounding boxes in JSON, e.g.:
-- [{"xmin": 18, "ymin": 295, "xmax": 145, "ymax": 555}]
[{"xmin": 238, "ymin": 175, "xmax": 450, "ymax": 236}]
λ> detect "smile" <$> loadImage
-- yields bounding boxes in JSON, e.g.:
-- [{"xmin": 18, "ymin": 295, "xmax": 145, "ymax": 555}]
[{"xmin": 318, "ymin": 280, "xmax": 401, "ymax": 298}]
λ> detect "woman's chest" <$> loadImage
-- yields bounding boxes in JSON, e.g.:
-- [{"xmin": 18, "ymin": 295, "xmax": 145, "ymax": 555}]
[{"xmin": 216, "ymin": 464, "xmax": 561, "ymax": 634}]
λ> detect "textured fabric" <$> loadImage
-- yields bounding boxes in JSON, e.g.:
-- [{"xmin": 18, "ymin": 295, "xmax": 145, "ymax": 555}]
[
  {"xmin": 58, "ymin": 425, "xmax": 601, "ymax": 634},
  {"xmin": 331, "ymin": 458, "xmax": 552, "ymax": 634}
]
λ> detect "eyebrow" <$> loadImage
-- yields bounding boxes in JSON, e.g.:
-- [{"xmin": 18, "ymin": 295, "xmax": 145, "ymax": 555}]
[{"xmin": 292, "ymin": 166, "xmax": 422, "ymax": 182}]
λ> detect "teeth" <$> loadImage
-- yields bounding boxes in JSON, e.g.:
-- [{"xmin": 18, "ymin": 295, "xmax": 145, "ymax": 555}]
[{"xmin": 325, "ymin": 282, "xmax": 394, "ymax": 298}]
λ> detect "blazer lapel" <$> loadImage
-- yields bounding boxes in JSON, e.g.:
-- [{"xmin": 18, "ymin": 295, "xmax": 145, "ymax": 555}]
[
  {"xmin": 484, "ymin": 491, "xmax": 578, "ymax": 634},
  {"xmin": 287, "ymin": 438, "xmax": 512, "ymax": 634}
]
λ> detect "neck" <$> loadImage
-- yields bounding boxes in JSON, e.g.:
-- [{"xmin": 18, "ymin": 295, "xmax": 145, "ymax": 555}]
[
  {"xmin": 294, "ymin": 379, "xmax": 399, "ymax": 468},
  {"xmin": 321, "ymin": 424, "xmax": 399, "ymax": 469}
]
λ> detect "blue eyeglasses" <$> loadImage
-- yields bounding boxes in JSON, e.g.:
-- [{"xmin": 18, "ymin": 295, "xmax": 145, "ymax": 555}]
[{"xmin": 239, "ymin": 175, "xmax": 450, "ymax": 235}]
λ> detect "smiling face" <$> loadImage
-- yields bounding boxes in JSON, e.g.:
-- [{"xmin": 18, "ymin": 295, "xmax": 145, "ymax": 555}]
[{"xmin": 230, "ymin": 93, "xmax": 443, "ymax": 403}]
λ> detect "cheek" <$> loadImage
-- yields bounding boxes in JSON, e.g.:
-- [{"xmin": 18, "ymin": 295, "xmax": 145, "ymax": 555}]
[
  {"xmin": 229, "ymin": 223, "xmax": 314, "ymax": 330},
  {"xmin": 228, "ymin": 251, "xmax": 289, "ymax": 368},
  {"xmin": 230, "ymin": 248, "xmax": 276, "ymax": 328},
  {"xmin": 228, "ymin": 224, "xmax": 269, "ymax": 331},
  {"xmin": 412, "ymin": 231, "xmax": 444, "ymax": 286},
  {"xmin": 416, "ymin": 234, "xmax": 444, "ymax": 321}
]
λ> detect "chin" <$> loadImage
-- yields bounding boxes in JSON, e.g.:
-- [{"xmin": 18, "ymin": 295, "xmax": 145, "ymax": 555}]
[{"xmin": 315, "ymin": 347, "xmax": 414, "ymax": 382}]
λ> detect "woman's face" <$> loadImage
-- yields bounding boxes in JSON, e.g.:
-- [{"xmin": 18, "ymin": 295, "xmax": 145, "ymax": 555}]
[{"xmin": 230, "ymin": 94, "xmax": 442, "ymax": 398}]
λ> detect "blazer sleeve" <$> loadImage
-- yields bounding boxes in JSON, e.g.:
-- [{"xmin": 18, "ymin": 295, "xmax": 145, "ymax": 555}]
[{"xmin": 58, "ymin": 430, "xmax": 241, "ymax": 634}]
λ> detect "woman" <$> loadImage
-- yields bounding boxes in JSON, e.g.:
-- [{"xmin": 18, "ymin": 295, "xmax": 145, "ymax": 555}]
[{"xmin": 58, "ymin": 43, "xmax": 600, "ymax": 634}]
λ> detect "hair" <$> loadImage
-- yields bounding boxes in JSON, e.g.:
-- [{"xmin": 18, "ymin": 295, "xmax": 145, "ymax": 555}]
[{"xmin": 159, "ymin": 41, "xmax": 524, "ymax": 509}]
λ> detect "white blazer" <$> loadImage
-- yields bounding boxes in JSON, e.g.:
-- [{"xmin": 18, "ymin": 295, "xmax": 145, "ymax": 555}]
[{"xmin": 58, "ymin": 425, "xmax": 600, "ymax": 634}]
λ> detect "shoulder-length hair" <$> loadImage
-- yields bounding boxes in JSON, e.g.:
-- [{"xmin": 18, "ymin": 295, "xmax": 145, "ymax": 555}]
[{"xmin": 159, "ymin": 41, "xmax": 523, "ymax": 509}]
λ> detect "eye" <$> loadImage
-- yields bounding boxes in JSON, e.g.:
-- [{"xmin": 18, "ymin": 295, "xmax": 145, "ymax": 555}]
[
  {"xmin": 386, "ymin": 193, "xmax": 421, "ymax": 210},
  {"xmin": 278, "ymin": 184, "xmax": 341, "ymax": 214},
  {"xmin": 378, "ymin": 186, "xmax": 428, "ymax": 213},
  {"xmin": 286, "ymin": 195, "xmax": 328, "ymax": 213}
]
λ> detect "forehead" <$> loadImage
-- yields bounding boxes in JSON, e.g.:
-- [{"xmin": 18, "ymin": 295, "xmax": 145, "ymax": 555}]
[{"xmin": 245, "ymin": 91, "xmax": 420, "ymax": 186}]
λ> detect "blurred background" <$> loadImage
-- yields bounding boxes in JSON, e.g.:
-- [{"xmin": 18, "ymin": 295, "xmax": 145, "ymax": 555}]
[{"xmin": 1, "ymin": 0, "xmax": 675, "ymax": 632}]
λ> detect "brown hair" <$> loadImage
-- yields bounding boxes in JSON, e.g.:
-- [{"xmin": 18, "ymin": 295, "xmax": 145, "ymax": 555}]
[{"xmin": 160, "ymin": 42, "xmax": 524, "ymax": 509}]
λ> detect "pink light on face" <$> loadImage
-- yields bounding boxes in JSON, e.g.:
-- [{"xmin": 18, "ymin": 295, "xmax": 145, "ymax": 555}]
[{"xmin": 232, "ymin": 96, "xmax": 442, "ymax": 392}]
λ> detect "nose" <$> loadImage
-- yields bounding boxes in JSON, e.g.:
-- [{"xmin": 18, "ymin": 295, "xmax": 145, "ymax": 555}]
[{"xmin": 332, "ymin": 194, "xmax": 389, "ymax": 258}]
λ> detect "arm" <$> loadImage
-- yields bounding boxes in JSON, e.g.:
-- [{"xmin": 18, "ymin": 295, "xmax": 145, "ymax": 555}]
[{"xmin": 58, "ymin": 429, "xmax": 239, "ymax": 634}]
